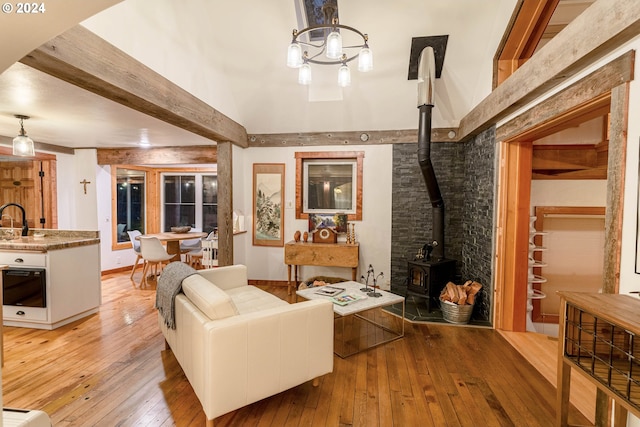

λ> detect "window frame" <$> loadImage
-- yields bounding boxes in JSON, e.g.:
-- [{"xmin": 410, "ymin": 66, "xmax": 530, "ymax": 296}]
[
  {"xmin": 111, "ymin": 165, "xmax": 150, "ymax": 251},
  {"xmin": 160, "ymin": 172, "xmax": 218, "ymax": 233},
  {"xmin": 295, "ymin": 151, "xmax": 364, "ymax": 221}
]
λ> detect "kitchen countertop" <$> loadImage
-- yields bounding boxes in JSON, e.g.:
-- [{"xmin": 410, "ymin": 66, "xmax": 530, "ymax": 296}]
[{"xmin": 0, "ymin": 229, "xmax": 100, "ymax": 252}]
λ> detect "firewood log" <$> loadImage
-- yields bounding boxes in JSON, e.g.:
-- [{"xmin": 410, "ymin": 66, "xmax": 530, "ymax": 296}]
[
  {"xmin": 444, "ymin": 282, "xmax": 459, "ymax": 303},
  {"xmin": 468, "ymin": 281, "xmax": 483, "ymax": 296}
]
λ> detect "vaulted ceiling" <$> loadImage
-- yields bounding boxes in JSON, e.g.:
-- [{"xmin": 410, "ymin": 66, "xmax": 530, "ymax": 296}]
[{"xmin": 0, "ymin": 0, "xmax": 594, "ymax": 150}]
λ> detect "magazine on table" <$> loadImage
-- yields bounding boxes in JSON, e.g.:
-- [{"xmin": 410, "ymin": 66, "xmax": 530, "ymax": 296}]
[
  {"xmin": 331, "ymin": 293, "xmax": 367, "ymax": 306},
  {"xmin": 314, "ymin": 285, "xmax": 345, "ymax": 297}
]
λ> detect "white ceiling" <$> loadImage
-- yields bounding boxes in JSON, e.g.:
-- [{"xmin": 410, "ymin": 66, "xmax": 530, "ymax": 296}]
[{"xmin": 0, "ymin": 0, "xmax": 594, "ymax": 151}]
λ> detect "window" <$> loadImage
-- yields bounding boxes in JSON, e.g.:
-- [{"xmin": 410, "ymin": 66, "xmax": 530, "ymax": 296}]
[
  {"xmin": 113, "ymin": 167, "xmax": 146, "ymax": 247},
  {"xmin": 162, "ymin": 173, "xmax": 217, "ymax": 233},
  {"xmin": 303, "ymin": 160, "xmax": 355, "ymax": 214},
  {"xmin": 295, "ymin": 151, "xmax": 364, "ymax": 221}
]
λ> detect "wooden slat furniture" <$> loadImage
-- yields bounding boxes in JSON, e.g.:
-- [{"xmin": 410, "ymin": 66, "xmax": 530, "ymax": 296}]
[
  {"xmin": 557, "ymin": 292, "xmax": 640, "ymax": 427},
  {"xmin": 284, "ymin": 241, "xmax": 359, "ymax": 295}
]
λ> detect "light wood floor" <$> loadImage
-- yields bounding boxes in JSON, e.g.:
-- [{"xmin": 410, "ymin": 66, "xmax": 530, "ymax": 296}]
[{"xmin": 1, "ymin": 270, "xmax": 592, "ymax": 426}]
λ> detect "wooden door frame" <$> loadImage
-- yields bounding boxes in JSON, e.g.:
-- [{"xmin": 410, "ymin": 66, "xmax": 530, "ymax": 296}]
[{"xmin": 493, "ymin": 59, "xmax": 630, "ymax": 332}]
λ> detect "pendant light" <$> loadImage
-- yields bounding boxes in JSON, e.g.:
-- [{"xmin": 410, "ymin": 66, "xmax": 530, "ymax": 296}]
[
  {"xmin": 287, "ymin": 2, "xmax": 372, "ymax": 87},
  {"xmin": 12, "ymin": 115, "xmax": 35, "ymax": 157}
]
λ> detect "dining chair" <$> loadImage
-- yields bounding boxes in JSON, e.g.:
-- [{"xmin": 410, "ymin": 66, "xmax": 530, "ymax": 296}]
[
  {"xmin": 139, "ymin": 236, "xmax": 174, "ymax": 286},
  {"xmin": 127, "ymin": 230, "xmax": 143, "ymax": 280},
  {"xmin": 180, "ymin": 237, "xmax": 202, "ymax": 262},
  {"xmin": 187, "ymin": 231, "xmax": 218, "ymax": 269}
]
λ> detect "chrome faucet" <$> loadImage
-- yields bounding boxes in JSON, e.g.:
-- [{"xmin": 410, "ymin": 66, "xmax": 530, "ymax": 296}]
[{"xmin": 0, "ymin": 203, "xmax": 28, "ymax": 236}]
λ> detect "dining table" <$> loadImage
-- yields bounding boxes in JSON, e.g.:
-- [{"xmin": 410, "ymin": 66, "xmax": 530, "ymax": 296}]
[{"xmin": 137, "ymin": 231, "xmax": 207, "ymax": 262}]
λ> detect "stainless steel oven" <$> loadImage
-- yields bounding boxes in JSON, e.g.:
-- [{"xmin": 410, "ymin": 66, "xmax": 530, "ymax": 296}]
[{"xmin": 2, "ymin": 267, "xmax": 46, "ymax": 308}]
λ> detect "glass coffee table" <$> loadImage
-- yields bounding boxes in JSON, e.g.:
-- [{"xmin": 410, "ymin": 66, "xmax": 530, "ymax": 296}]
[{"xmin": 297, "ymin": 281, "xmax": 405, "ymax": 358}]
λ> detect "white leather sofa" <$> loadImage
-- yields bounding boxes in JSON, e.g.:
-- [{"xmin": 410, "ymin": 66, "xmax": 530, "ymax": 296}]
[{"xmin": 158, "ymin": 265, "xmax": 334, "ymax": 427}]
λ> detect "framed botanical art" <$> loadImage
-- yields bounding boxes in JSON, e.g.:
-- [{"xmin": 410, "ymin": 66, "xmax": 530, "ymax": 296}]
[{"xmin": 253, "ymin": 163, "xmax": 285, "ymax": 247}]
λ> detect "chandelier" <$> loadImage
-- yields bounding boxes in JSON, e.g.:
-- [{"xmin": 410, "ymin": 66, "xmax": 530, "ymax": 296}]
[
  {"xmin": 286, "ymin": 2, "xmax": 373, "ymax": 87},
  {"xmin": 12, "ymin": 115, "xmax": 35, "ymax": 157}
]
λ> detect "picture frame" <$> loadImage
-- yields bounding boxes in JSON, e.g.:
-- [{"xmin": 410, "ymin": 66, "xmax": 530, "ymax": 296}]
[
  {"xmin": 253, "ymin": 163, "xmax": 285, "ymax": 247},
  {"xmin": 308, "ymin": 213, "xmax": 348, "ymax": 233}
]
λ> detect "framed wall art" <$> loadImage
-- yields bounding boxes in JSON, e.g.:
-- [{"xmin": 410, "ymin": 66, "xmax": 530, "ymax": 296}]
[{"xmin": 253, "ymin": 163, "xmax": 285, "ymax": 247}]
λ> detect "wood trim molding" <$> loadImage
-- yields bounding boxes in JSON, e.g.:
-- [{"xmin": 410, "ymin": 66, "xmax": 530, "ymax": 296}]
[
  {"xmin": 97, "ymin": 146, "xmax": 217, "ymax": 165},
  {"xmin": 495, "ymin": 141, "xmax": 532, "ymax": 332},
  {"xmin": 460, "ymin": 0, "xmax": 640, "ymax": 142},
  {"xmin": 248, "ymin": 128, "xmax": 460, "ymax": 147},
  {"xmin": 21, "ymin": 25, "xmax": 248, "ymax": 147}
]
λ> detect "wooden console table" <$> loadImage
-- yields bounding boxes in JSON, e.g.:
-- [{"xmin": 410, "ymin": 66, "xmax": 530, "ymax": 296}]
[
  {"xmin": 557, "ymin": 292, "xmax": 640, "ymax": 427},
  {"xmin": 284, "ymin": 241, "xmax": 359, "ymax": 295}
]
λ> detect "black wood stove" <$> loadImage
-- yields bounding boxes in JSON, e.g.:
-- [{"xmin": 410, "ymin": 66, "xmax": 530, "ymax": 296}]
[{"xmin": 407, "ymin": 258, "xmax": 456, "ymax": 312}]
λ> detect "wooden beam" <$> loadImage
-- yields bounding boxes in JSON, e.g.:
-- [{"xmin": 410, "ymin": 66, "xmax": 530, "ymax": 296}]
[
  {"xmin": 216, "ymin": 142, "xmax": 233, "ymax": 267},
  {"xmin": 496, "ymin": 50, "xmax": 634, "ymax": 142},
  {"xmin": 21, "ymin": 25, "xmax": 248, "ymax": 148},
  {"xmin": 602, "ymin": 83, "xmax": 629, "ymax": 295},
  {"xmin": 96, "ymin": 146, "xmax": 217, "ymax": 165},
  {"xmin": 247, "ymin": 128, "xmax": 460, "ymax": 147},
  {"xmin": 461, "ymin": 0, "xmax": 640, "ymax": 141}
]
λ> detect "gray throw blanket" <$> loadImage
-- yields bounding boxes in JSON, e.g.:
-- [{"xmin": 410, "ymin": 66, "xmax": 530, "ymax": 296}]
[{"xmin": 155, "ymin": 261, "xmax": 197, "ymax": 329}]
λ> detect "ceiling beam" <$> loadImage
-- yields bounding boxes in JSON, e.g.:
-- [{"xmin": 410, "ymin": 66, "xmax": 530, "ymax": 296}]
[
  {"xmin": 247, "ymin": 128, "xmax": 460, "ymax": 147},
  {"xmin": 460, "ymin": 0, "xmax": 640, "ymax": 142},
  {"xmin": 496, "ymin": 50, "xmax": 634, "ymax": 142},
  {"xmin": 20, "ymin": 25, "xmax": 248, "ymax": 148},
  {"xmin": 96, "ymin": 146, "xmax": 217, "ymax": 165}
]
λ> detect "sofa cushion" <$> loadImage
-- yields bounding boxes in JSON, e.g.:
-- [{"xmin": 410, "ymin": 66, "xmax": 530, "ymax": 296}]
[
  {"xmin": 226, "ymin": 286, "xmax": 289, "ymax": 315},
  {"xmin": 181, "ymin": 274, "xmax": 239, "ymax": 320}
]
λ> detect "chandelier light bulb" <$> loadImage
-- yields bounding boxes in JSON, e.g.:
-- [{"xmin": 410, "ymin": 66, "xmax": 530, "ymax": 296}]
[
  {"xmin": 358, "ymin": 46, "xmax": 373, "ymax": 72},
  {"xmin": 326, "ymin": 30, "xmax": 343, "ymax": 59},
  {"xmin": 338, "ymin": 62, "xmax": 351, "ymax": 87},
  {"xmin": 287, "ymin": 42, "xmax": 302, "ymax": 68},
  {"xmin": 298, "ymin": 62, "xmax": 312, "ymax": 85}
]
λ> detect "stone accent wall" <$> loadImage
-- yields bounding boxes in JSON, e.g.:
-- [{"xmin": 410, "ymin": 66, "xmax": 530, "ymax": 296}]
[
  {"xmin": 391, "ymin": 127, "xmax": 496, "ymax": 323},
  {"xmin": 460, "ymin": 127, "xmax": 496, "ymax": 321}
]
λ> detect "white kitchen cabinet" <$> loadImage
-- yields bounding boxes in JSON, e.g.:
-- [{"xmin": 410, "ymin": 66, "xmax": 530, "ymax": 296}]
[{"xmin": 1, "ymin": 243, "xmax": 101, "ymax": 330}]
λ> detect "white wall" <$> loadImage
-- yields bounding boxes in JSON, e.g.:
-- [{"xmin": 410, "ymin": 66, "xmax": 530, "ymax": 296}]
[
  {"xmin": 232, "ymin": 144, "xmax": 248, "ymax": 266},
  {"xmin": 54, "ymin": 149, "xmax": 99, "ymax": 230},
  {"xmin": 236, "ymin": 144, "xmax": 393, "ymax": 288}
]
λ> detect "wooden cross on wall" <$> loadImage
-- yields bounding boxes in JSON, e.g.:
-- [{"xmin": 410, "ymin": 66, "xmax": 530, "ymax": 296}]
[{"xmin": 80, "ymin": 179, "xmax": 91, "ymax": 194}]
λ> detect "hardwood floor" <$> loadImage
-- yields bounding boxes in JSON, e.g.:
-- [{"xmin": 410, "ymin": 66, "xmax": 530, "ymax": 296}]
[{"xmin": 2, "ymin": 270, "xmax": 592, "ymax": 426}]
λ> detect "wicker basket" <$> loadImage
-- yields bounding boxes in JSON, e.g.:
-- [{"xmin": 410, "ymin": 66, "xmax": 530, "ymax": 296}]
[{"xmin": 440, "ymin": 300, "xmax": 474, "ymax": 324}]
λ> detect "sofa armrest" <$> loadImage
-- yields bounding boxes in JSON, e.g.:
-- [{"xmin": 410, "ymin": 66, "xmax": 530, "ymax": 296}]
[
  {"xmin": 200, "ymin": 298, "xmax": 334, "ymax": 419},
  {"xmin": 197, "ymin": 264, "xmax": 247, "ymax": 291}
]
